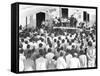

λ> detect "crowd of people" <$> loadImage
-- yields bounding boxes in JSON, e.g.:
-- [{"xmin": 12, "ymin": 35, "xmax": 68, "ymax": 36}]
[
  {"xmin": 41, "ymin": 15, "xmax": 77, "ymax": 29},
  {"xmin": 19, "ymin": 16, "xmax": 96, "ymax": 71}
]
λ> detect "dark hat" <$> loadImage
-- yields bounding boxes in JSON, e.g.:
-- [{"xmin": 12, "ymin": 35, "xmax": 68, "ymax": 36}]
[
  {"xmin": 25, "ymin": 41, "xmax": 28, "ymax": 44},
  {"xmin": 39, "ymin": 43, "xmax": 43, "ymax": 47},
  {"xmin": 88, "ymin": 41, "xmax": 92, "ymax": 47},
  {"xmin": 62, "ymin": 39, "xmax": 65, "ymax": 43},
  {"xmin": 54, "ymin": 39, "xmax": 57, "ymax": 42},
  {"xmin": 27, "ymin": 44, "xmax": 30, "ymax": 49}
]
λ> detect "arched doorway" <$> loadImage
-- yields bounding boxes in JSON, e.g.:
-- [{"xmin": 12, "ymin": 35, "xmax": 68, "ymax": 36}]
[{"xmin": 36, "ymin": 12, "xmax": 45, "ymax": 29}]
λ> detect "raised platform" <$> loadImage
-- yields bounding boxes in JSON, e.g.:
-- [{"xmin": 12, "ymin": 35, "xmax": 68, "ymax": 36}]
[{"xmin": 53, "ymin": 27, "xmax": 83, "ymax": 31}]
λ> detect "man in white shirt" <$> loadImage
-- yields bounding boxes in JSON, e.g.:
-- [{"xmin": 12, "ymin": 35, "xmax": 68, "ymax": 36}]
[
  {"xmin": 22, "ymin": 41, "xmax": 28, "ymax": 50},
  {"xmin": 45, "ymin": 48, "xmax": 55, "ymax": 60},
  {"xmin": 33, "ymin": 42, "xmax": 38, "ymax": 50},
  {"xmin": 79, "ymin": 51, "xmax": 87, "ymax": 68},
  {"xmin": 56, "ymin": 52, "xmax": 67, "ymax": 69},
  {"xmin": 65, "ymin": 53, "xmax": 73, "ymax": 68},
  {"xmin": 53, "ymin": 38, "xmax": 57, "ymax": 49},
  {"xmin": 19, "ymin": 49, "xmax": 26, "ymax": 71},
  {"xmin": 40, "ymin": 28, "xmax": 44, "ymax": 34},
  {"xmin": 70, "ymin": 53, "xmax": 80, "ymax": 68},
  {"xmin": 35, "ymin": 49, "xmax": 47, "ymax": 70},
  {"xmin": 37, "ymin": 41, "xmax": 46, "ymax": 50},
  {"xmin": 24, "ymin": 50, "xmax": 35, "ymax": 71},
  {"xmin": 67, "ymin": 44, "xmax": 72, "ymax": 50},
  {"xmin": 28, "ymin": 40, "xmax": 34, "ymax": 50},
  {"xmin": 87, "ymin": 41, "xmax": 96, "ymax": 67}
]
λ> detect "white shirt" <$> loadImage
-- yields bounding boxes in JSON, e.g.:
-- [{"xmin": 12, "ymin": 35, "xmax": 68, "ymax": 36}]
[
  {"xmin": 56, "ymin": 57, "xmax": 67, "ymax": 69},
  {"xmin": 40, "ymin": 28, "xmax": 44, "ymax": 34},
  {"xmin": 36, "ymin": 57, "xmax": 47, "ymax": 70},
  {"xmin": 24, "ymin": 58, "xmax": 35, "ymax": 71},
  {"xmin": 70, "ymin": 57, "xmax": 80, "ymax": 68},
  {"xmin": 28, "ymin": 42, "xmax": 34, "ymax": 50},
  {"xmin": 61, "ymin": 35, "xmax": 65, "ymax": 40},
  {"xmin": 22, "ymin": 42, "xmax": 27, "ymax": 50},
  {"xmin": 87, "ymin": 47, "xmax": 96, "ymax": 61},
  {"xmin": 71, "ymin": 35, "xmax": 75, "ymax": 40},
  {"xmin": 79, "ymin": 55, "xmax": 87, "ymax": 68},
  {"xmin": 46, "ymin": 45, "xmax": 50, "ymax": 52},
  {"xmin": 24, "ymin": 38, "xmax": 29, "ymax": 42},
  {"xmin": 19, "ymin": 54, "xmax": 26, "ymax": 71},
  {"xmin": 67, "ymin": 45, "xmax": 72, "ymax": 50},
  {"xmin": 87, "ymin": 47, "xmax": 96, "ymax": 67},
  {"xmin": 54, "ymin": 18, "xmax": 59, "ymax": 24},
  {"xmin": 26, "ymin": 37, "xmax": 30, "ymax": 40},
  {"xmin": 65, "ymin": 54, "xmax": 73, "ymax": 68},
  {"xmin": 45, "ymin": 52, "xmax": 55, "ymax": 60},
  {"xmin": 72, "ymin": 42, "xmax": 76, "ymax": 46},
  {"xmin": 33, "ymin": 42, "xmax": 38, "ymax": 50}
]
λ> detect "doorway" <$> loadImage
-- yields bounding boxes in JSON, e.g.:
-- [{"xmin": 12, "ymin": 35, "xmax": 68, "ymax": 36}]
[{"xmin": 36, "ymin": 12, "xmax": 45, "ymax": 29}]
